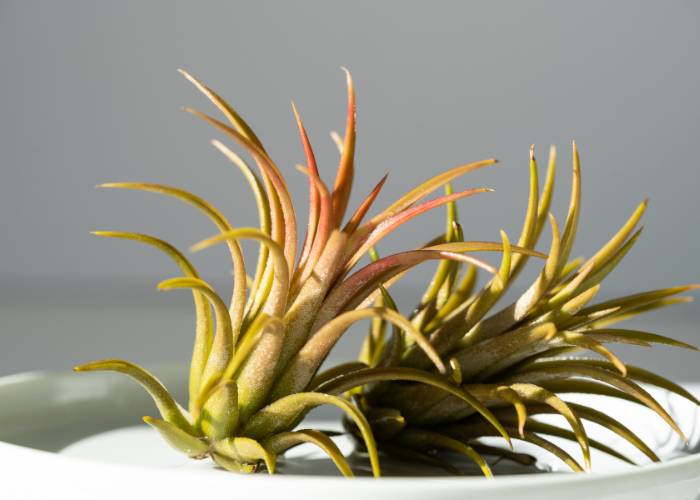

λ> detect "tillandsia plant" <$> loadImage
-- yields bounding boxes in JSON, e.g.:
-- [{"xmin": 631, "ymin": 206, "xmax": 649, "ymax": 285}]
[
  {"xmin": 75, "ymin": 69, "xmax": 542, "ymax": 476},
  {"xmin": 335, "ymin": 143, "xmax": 700, "ymax": 476}
]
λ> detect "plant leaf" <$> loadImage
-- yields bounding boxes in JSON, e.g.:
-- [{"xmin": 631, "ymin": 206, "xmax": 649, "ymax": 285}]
[
  {"xmin": 371, "ymin": 159, "xmax": 498, "ymax": 224},
  {"xmin": 556, "ymin": 141, "xmax": 582, "ymax": 276},
  {"xmin": 509, "ymin": 383, "xmax": 591, "ymax": 470},
  {"xmin": 585, "ymin": 328, "xmax": 698, "ymax": 351},
  {"xmin": 273, "ymin": 307, "xmax": 446, "ymax": 399},
  {"xmin": 213, "ymin": 437, "xmax": 276, "ymax": 474},
  {"xmin": 158, "ymin": 277, "xmax": 233, "ymax": 404},
  {"xmin": 507, "ymin": 360, "xmax": 687, "ymax": 442},
  {"xmin": 199, "ymin": 380, "xmax": 239, "ymax": 441},
  {"xmin": 184, "ymin": 108, "xmax": 298, "ymax": 271},
  {"xmin": 343, "ymin": 174, "xmax": 388, "ymax": 234},
  {"xmin": 210, "ymin": 140, "xmax": 272, "ymax": 318},
  {"xmin": 75, "ymin": 360, "xmax": 195, "ymax": 434},
  {"xmin": 347, "ymin": 188, "xmax": 494, "ymax": 271},
  {"xmin": 143, "ymin": 416, "xmax": 208, "ymax": 458},
  {"xmin": 313, "ymin": 366, "xmax": 512, "ymax": 446},
  {"xmin": 178, "ymin": 69, "xmax": 265, "ymax": 151},
  {"xmin": 445, "ymin": 423, "xmax": 584, "ymax": 473},
  {"xmin": 331, "ymin": 67, "xmax": 356, "ymax": 228},
  {"xmin": 264, "ymin": 429, "xmax": 354, "ymax": 477},
  {"xmin": 242, "ymin": 392, "xmax": 381, "ymax": 477},
  {"xmin": 91, "ymin": 231, "xmax": 213, "ymax": 415},
  {"xmin": 97, "ymin": 182, "xmax": 247, "ymax": 331}
]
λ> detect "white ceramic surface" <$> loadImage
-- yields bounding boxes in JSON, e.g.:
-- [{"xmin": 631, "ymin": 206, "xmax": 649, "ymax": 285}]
[{"xmin": 0, "ymin": 367, "xmax": 698, "ymax": 500}]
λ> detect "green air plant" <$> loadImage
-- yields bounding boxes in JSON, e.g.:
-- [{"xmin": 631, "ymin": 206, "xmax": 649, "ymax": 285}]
[
  {"xmin": 76, "ymin": 69, "xmax": 543, "ymax": 476},
  {"xmin": 333, "ymin": 143, "xmax": 699, "ymax": 476}
]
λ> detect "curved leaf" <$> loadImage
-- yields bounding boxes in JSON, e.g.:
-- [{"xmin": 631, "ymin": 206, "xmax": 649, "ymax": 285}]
[
  {"xmin": 370, "ymin": 158, "xmax": 498, "ymax": 225},
  {"xmin": 75, "ymin": 360, "xmax": 194, "ymax": 434},
  {"xmin": 199, "ymin": 380, "xmax": 238, "ymax": 441},
  {"xmin": 91, "ymin": 231, "xmax": 213, "ymax": 413},
  {"xmin": 143, "ymin": 416, "xmax": 208, "ymax": 458},
  {"xmin": 331, "ymin": 67, "xmax": 356, "ymax": 228},
  {"xmin": 585, "ymin": 328, "xmax": 698, "ymax": 351},
  {"xmin": 192, "ymin": 228, "xmax": 289, "ymax": 316},
  {"xmin": 158, "ymin": 277, "xmax": 233, "ymax": 403},
  {"xmin": 508, "ymin": 360, "xmax": 687, "ymax": 442},
  {"xmin": 509, "ymin": 383, "xmax": 591, "ymax": 470},
  {"xmin": 97, "ymin": 182, "xmax": 247, "ymax": 330},
  {"xmin": 273, "ymin": 307, "xmax": 446, "ymax": 399},
  {"xmin": 517, "ymin": 420, "xmax": 633, "ymax": 465},
  {"xmin": 556, "ymin": 141, "xmax": 581, "ymax": 276},
  {"xmin": 210, "ymin": 140, "xmax": 272, "ymax": 316},
  {"xmin": 178, "ymin": 69, "xmax": 265, "ymax": 151},
  {"xmin": 213, "ymin": 437, "xmax": 276, "ymax": 474},
  {"xmin": 313, "ymin": 366, "xmax": 511, "ymax": 446},
  {"xmin": 184, "ymin": 108, "xmax": 298, "ymax": 271},
  {"xmin": 264, "ymin": 429, "xmax": 353, "ymax": 477},
  {"xmin": 242, "ymin": 392, "xmax": 381, "ymax": 477},
  {"xmin": 445, "ymin": 423, "xmax": 583, "ymax": 472}
]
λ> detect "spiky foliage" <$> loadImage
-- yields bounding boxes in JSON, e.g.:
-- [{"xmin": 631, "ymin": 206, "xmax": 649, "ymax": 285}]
[
  {"xmin": 75, "ymin": 70, "xmax": 545, "ymax": 476},
  {"xmin": 332, "ymin": 143, "xmax": 699, "ymax": 476}
]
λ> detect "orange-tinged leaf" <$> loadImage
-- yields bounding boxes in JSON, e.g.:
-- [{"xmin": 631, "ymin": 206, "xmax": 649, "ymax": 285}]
[{"xmin": 331, "ymin": 68, "xmax": 356, "ymax": 228}]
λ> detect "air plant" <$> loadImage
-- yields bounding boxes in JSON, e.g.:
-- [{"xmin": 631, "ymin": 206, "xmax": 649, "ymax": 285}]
[
  {"xmin": 75, "ymin": 69, "xmax": 541, "ymax": 476},
  {"xmin": 334, "ymin": 143, "xmax": 700, "ymax": 476}
]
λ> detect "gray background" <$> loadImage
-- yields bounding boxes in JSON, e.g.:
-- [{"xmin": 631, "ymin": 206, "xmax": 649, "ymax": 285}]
[{"xmin": 0, "ymin": 1, "xmax": 698, "ymax": 380}]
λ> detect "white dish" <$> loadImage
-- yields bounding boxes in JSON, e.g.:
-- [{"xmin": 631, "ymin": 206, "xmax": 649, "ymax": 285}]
[{"xmin": 0, "ymin": 367, "xmax": 698, "ymax": 500}]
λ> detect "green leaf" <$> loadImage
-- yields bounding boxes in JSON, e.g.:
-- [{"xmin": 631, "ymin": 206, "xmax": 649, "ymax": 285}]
[
  {"xmin": 517, "ymin": 420, "xmax": 633, "ymax": 465},
  {"xmin": 373, "ymin": 158, "xmax": 498, "ymax": 224},
  {"xmin": 509, "ymin": 145, "xmax": 540, "ymax": 278},
  {"xmin": 314, "ymin": 247, "xmax": 501, "ymax": 340},
  {"xmin": 568, "ymin": 359, "xmax": 700, "ymax": 406},
  {"xmin": 75, "ymin": 360, "xmax": 195, "ymax": 434},
  {"xmin": 273, "ymin": 307, "xmax": 446, "ymax": 400},
  {"xmin": 509, "ymin": 383, "xmax": 591, "ymax": 470},
  {"xmin": 310, "ymin": 362, "xmax": 369, "ymax": 390},
  {"xmin": 158, "ymin": 277, "xmax": 233, "ymax": 405},
  {"xmin": 143, "ymin": 416, "xmax": 208, "ymax": 458},
  {"xmin": 556, "ymin": 141, "xmax": 581, "ymax": 277},
  {"xmin": 347, "ymin": 187, "xmax": 494, "ymax": 272},
  {"xmin": 586, "ymin": 328, "xmax": 698, "ymax": 351},
  {"xmin": 508, "ymin": 360, "xmax": 687, "ymax": 442},
  {"xmin": 97, "ymin": 182, "xmax": 247, "ymax": 331},
  {"xmin": 192, "ymin": 228, "xmax": 291, "ymax": 421},
  {"xmin": 465, "ymin": 215, "xmax": 561, "ymax": 339},
  {"xmin": 498, "ymin": 402, "xmax": 660, "ymax": 462},
  {"xmin": 210, "ymin": 140, "xmax": 272, "ymax": 320},
  {"xmin": 456, "ymin": 231, "xmax": 513, "ymax": 348},
  {"xmin": 452, "ymin": 322, "xmax": 558, "ymax": 380},
  {"xmin": 213, "ymin": 437, "xmax": 276, "ymax": 474},
  {"xmin": 199, "ymin": 381, "xmax": 239, "ymax": 441},
  {"xmin": 178, "ymin": 69, "xmax": 266, "ymax": 151},
  {"xmin": 559, "ymin": 331, "xmax": 627, "ymax": 375},
  {"xmin": 184, "ymin": 108, "xmax": 298, "ymax": 272},
  {"xmin": 533, "ymin": 145, "xmax": 557, "ymax": 240},
  {"xmin": 445, "ymin": 423, "xmax": 584, "ymax": 472},
  {"xmin": 313, "ymin": 366, "xmax": 512, "ymax": 447},
  {"xmin": 192, "ymin": 228, "xmax": 289, "ymax": 317},
  {"xmin": 242, "ymin": 392, "xmax": 381, "ymax": 477},
  {"xmin": 264, "ymin": 429, "xmax": 354, "ymax": 477},
  {"xmin": 91, "ymin": 231, "xmax": 213, "ymax": 415}
]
